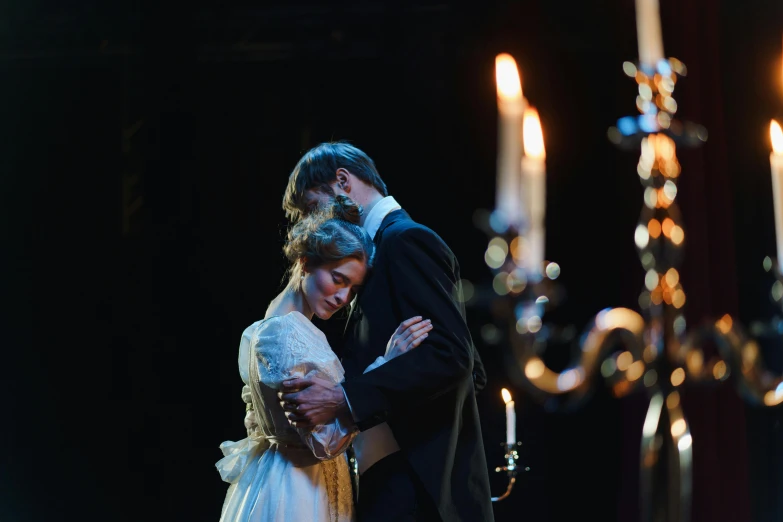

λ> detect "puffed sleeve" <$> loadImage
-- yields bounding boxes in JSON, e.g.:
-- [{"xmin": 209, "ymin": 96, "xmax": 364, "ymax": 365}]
[{"xmin": 251, "ymin": 315, "xmax": 357, "ymax": 459}]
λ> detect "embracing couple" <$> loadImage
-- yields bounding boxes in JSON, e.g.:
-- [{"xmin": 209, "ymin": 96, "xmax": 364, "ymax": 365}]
[{"xmin": 216, "ymin": 142, "xmax": 494, "ymax": 521}]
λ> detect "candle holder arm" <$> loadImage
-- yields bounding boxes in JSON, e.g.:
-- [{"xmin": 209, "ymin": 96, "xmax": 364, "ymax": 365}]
[{"xmin": 491, "ymin": 442, "xmax": 527, "ymax": 502}]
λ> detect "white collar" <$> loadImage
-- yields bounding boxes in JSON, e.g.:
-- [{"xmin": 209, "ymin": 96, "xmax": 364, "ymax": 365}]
[{"xmin": 363, "ymin": 195, "xmax": 402, "ymax": 240}]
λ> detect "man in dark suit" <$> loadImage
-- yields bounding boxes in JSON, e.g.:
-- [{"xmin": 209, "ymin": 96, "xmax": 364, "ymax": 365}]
[{"xmin": 279, "ymin": 142, "xmax": 494, "ymax": 522}]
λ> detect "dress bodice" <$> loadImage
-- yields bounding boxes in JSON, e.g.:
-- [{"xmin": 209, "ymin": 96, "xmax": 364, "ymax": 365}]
[
  {"xmin": 217, "ymin": 311, "xmax": 356, "ymax": 522},
  {"xmin": 239, "ymin": 312, "xmax": 345, "ymax": 446}
]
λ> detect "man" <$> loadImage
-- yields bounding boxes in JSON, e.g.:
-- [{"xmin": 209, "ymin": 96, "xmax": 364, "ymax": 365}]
[{"xmin": 279, "ymin": 142, "xmax": 494, "ymax": 521}]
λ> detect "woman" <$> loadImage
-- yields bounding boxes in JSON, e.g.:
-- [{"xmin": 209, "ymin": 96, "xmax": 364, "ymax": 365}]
[{"xmin": 216, "ymin": 195, "xmax": 432, "ymax": 522}]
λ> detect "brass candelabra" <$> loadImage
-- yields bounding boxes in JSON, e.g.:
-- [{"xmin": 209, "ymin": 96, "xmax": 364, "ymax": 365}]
[{"xmin": 477, "ymin": 56, "xmax": 783, "ymax": 520}]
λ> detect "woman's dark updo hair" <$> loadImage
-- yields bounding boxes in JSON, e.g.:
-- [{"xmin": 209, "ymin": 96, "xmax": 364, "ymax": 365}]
[{"xmin": 284, "ymin": 195, "xmax": 375, "ymax": 289}]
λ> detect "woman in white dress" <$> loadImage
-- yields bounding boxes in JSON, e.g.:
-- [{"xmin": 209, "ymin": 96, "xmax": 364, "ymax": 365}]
[{"xmin": 216, "ymin": 196, "xmax": 433, "ymax": 522}]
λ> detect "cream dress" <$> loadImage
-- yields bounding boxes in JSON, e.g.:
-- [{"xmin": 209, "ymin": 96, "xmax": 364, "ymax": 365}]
[{"xmin": 216, "ymin": 311, "xmax": 361, "ymax": 522}]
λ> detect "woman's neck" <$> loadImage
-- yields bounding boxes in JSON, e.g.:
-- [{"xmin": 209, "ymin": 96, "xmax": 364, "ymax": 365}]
[{"xmin": 266, "ymin": 285, "xmax": 313, "ymax": 320}]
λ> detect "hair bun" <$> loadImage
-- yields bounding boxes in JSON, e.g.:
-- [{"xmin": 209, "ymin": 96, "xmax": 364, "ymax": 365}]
[{"xmin": 330, "ymin": 194, "xmax": 363, "ymax": 225}]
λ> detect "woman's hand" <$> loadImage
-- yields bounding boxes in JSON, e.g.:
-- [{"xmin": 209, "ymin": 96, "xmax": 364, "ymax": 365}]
[{"xmin": 385, "ymin": 316, "xmax": 433, "ymax": 360}]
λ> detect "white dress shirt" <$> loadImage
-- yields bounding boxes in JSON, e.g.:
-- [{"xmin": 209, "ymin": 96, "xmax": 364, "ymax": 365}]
[
  {"xmin": 347, "ymin": 195, "xmax": 403, "ymax": 475},
  {"xmin": 362, "ymin": 195, "xmax": 401, "ymax": 240}
]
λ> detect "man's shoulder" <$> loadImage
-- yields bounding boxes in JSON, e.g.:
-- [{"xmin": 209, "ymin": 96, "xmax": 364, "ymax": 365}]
[
  {"xmin": 382, "ymin": 213, "xmax": 455, "ymax": 258},
  {"xmin": 384, "ymin": 213, "xmax": 443, "ymax": 244}
]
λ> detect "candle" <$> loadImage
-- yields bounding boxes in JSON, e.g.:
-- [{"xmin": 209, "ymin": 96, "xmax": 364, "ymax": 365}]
[
  {"xmin": 770, "ymin": 120, "xmax": 783, "ymax": 270},
  {"xmin": 501, "ymin": 388, "xmax": 516, "ymax": 445},
  {"xmin": 495, "ymin": 53, "xmax": 525, "ymax": 227},
  {"xmin": 521, "ymin": 107, "xmax": 546, "ymax": 277},
  {"xmin": 635, "ymin": 0, "xmax": 665, "ymax": 68}
]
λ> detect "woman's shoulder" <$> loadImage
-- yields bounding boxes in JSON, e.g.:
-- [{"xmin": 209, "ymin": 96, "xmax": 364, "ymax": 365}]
[
  {"xmin": 243, "ymin": 310, "xmax": 307, "ymax": 331},
  {"xmin": 243, "ymin": 311, "xmax": 327, "ymax": 349},
  {"xmin": 244, "ymin": 311, "xmax": 343, "ymax": 386}
]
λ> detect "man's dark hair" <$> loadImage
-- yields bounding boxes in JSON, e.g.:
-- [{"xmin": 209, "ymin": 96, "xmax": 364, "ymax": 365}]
[{"xmin": 282, "ymin": 142, "xmax": 388, "ymax": 223}]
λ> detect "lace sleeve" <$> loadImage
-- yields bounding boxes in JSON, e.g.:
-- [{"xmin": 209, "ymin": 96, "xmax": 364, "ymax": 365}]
[{"xmin": 253, "ymin": 313, "xmax": 356, "ymax": 459}]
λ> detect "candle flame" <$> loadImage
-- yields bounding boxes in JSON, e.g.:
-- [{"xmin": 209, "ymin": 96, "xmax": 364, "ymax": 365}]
[
  {"xmin": 523, "ymin": 107, "xmax": 546, "ymax": 160},
  {"xmin": 495, "ymin": 54, "xmax": 522, "ymax": 101},
  {"xmin": 501, "ymin": 388, "xmax": 512, "ymax": 404},
  {"xmin": 771, "ymin": 119, "xmax": 783, "ymax": 155}
]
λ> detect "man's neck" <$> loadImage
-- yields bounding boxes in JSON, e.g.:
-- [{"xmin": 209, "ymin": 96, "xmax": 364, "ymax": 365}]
[{"xmin": 359, "ymin": 192, "xmax": 385, "ymax": 227}]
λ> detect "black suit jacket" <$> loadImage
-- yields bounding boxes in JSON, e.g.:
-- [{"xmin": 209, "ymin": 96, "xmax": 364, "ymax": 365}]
[{"xmin": 341, "ymin": 209, "xmax": 494, "ymax": 522}]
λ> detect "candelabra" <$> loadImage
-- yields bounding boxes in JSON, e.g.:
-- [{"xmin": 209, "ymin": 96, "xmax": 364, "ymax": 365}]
[
  {"xmin": 490, "ymin": 442, "xmax": 525, "ymax": 502},
  {"xmin": 478, "ymin": 56, "xmax": 783, "ymax": 520}
]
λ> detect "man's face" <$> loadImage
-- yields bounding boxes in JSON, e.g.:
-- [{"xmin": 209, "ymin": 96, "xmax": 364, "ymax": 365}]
[{"xmin": 302, "ymin": 183, "xmax": 346, "ymax": 217}]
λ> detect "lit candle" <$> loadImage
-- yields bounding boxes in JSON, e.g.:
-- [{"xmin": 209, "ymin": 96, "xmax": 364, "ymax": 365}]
[
  {"xmin": 501, "ymin": 388, "xmax": 516, "ymax": 445},
  {"xmin": 521, "ymin": 107, "xmax": 546, "ymax": 276},
  {"xmin": 635, "ymin": 0, "xmax": 665, "ymax": 68},
  {"xmin": 495, "ymin": 53, "xmax": 525, "ymax": 227},
  {"xmin": 770, "ymin": 120, "xmax": 783, "ymax": 270}
]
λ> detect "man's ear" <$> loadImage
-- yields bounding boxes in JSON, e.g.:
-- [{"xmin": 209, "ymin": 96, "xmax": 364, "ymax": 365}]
[{"xmin": 335, "ymin": 168, "xmax": 352, "ymax": 194}]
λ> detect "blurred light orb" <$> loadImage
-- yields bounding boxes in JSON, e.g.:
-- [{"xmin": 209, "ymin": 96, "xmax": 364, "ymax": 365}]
[
  {"xmin": 454, "ymin": 279, "xmax": 474, "ymax": 303},
  {"xmin": 481, "ymin": 324, "xmax": 501, "ymax": 344},
  {"xmin": 645, "ymin": 269, "xmax": 659, "ymax": 291},
  {"xmin": 673, "ymin": 315, "xmax": 687, "ymax": 336},
  {"xmin": 772, "ymin": 280, "xmax": 783, "ymax": 302},
  {"xmin": 671, "ymin": 367, "xmax": 686, "ymax": 387},
  {"xmin": 638, "ymin": 291, "xmax": 651, "ymax": 310},
  {"xmin": 489, "ymin": 237, "xmax": 509, "ymax": 256},
  {"xmin": 647, "ymin": 218, "xmax": 662, "ymax": 238},
  {"xmin": 678, "ymin": 433, "xmax": 692, "ymax": 451},
  {"xmin": 515, "ymin": 317, "xmax": 528, "ymax": 334},
  {"xmin": 507, "ymin": 270, "xmax": 527, "ymax": 294},
  {"xmin": 601, "ymin": 358, "xmax": 617, "ymax": 378},
  {"xmin": 527, "ymin": 316, "xmax": 543, "ymax": 333},
  {"xmin": 485, "ymin": 245, "xmax": 506, "ymax": 269},
  {"xmin": 627, "ymin": 360, "xmax": 645, "ymax": 382},
  {"xmin": 670, "ymin": 225, "xmax": 685, "ymax": 246},
  {"xmin": 493, "ymin": 272, "xmax": 510, "ymax": 295},
  {"xmin": 663, "ymin": 180, "xmax": 678, "ymax": 201},
  {"xmin": 672, "ymin": 289, "xmax": 686, "ymax": 308},
  {"xmin": 557, "ymin": 368, "xmax": 582, "ymax": 391},
  {"xmin": 638, "ymin": 83, "xmax": 653, "ymax": 101},
  {"xmin": 712, "ymin": 360, "xmax": 728, "ymax": 381},
  {"xmin": 635, "ymin": 224, "xmax": 650, "ymax": 248},
  {"xmin": 525, "ymin": 357, "xmax": 546, "ymax": 379},
  {"xmin": 489, "ymin": 210, "xmax": 509, "ymax": 234},
  {"xmin": 616, "ymin": 351, "xmax": 633, "ymax": 372},
  {"xmin": 671, "ymin": 419, "xmax": 687, "ymax": 438},
  {"xmin": 644, "ymin": 187, "xmax": 658, "ymax": 209}
]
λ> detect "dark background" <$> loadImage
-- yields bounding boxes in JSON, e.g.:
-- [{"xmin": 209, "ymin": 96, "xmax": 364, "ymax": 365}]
[{"xmin": 3, "ymin": 1, "xmax": 783, "ymax": 521}]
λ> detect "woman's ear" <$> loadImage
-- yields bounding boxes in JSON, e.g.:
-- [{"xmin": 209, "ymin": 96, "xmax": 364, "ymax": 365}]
[{"xmin": 300, "ymin": 257, "xmax": 309, "ymax": 273}]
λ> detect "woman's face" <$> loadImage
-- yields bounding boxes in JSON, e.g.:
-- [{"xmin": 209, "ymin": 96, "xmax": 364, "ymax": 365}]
[{"xmin": 302, "ymin": 257, "xmax": 367, "ymax": 320}]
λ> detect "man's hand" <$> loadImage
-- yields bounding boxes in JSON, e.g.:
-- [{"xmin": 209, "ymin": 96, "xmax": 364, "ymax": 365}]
[{"xmin": 278, "ymin": 376, "xmax": 348, "ymax": 429}]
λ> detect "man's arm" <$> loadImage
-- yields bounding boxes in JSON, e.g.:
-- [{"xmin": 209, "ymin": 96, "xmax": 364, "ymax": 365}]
[
  {"xmin": 280, "ymin": 313, "xmax": 433, "ymax": 429},
  {"xmin": 471, "ymin": 337, "xmax": 487, "ymax": 393}
]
